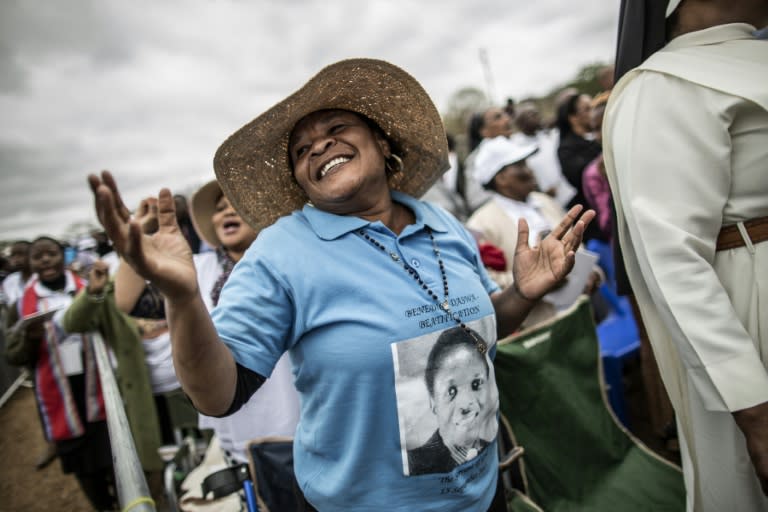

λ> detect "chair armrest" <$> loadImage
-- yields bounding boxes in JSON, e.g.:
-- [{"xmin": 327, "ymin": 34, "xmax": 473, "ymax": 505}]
[{"xmin": 499, "ymin": 445, "xmax": 525, "ymax": 472}]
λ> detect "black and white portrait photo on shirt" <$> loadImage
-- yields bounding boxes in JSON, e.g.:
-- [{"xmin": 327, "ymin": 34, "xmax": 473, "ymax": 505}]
[{"xmin": 392, "ymin": 316, "xmax": 498, "ymax": 476}]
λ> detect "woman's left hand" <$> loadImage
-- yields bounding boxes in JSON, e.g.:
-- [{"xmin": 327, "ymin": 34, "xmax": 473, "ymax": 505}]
[{"xmin": 512, "ymin": 205, "xmax": 596, "ymax": 301}]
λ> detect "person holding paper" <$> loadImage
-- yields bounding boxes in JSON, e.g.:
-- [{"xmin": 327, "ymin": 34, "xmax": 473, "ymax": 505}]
[
  {"xmin": 4, "ymin": 236, "xmax": 116, "ymax": 511},
  {"xmin": 467, "ymin": 136, "xmax": 603, "ymax": 326}
]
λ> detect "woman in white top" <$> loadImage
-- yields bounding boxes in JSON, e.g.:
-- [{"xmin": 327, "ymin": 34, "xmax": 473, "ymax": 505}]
[{"xmin": 189, "ymin": 179, "xmax": 300, "ymax": 464}]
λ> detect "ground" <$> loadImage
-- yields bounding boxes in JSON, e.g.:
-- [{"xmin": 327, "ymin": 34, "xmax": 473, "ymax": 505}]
[{"xmin": 0, "ymin": 386, "xmax": 94, "ymax": 511}]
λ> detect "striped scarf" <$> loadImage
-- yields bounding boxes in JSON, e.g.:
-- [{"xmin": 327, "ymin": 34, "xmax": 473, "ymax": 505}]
[
  {"xmin": 23, "ymin": 272, "xmax": 105, "ymax": 441},
  {"xmin": 210, "ymin": 246, "xmax": 235, "ymax": 307}
]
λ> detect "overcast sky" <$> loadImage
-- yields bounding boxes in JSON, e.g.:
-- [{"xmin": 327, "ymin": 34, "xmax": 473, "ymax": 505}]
[{"xmin": 0, "ymin": 0, "xmax": 620, "ymax": 242}]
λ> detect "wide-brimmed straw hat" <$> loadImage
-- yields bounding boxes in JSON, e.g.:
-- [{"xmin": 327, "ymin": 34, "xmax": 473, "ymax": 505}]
[
  {"xmin": 213, "ymin": 58, "xmax": 449, "ymax": 232},
  {"xmin": 189, "ymin": 179, "xmax": 224, "ymax": 247}
]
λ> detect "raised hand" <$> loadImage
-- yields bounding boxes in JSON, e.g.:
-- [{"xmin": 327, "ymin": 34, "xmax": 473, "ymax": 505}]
[
  {"xmin": 512, "ymin": 205, "xmax": 596, "ymax": 301},
  {"xmin": 134, "ymin": 196, "xmax": 160, "ymax": 235},
  {"xmin": 87, "ymin": 170, "xmax": 198, "ymax": 303},
  {"xmin": 86, "ymin": 260, "xmax": 110, "ymax": 295}
]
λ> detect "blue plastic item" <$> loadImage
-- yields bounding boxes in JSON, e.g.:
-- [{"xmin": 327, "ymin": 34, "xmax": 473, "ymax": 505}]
[
  {"xmin": 596, "ymin": 300, "xmax": 641, "ymax": 426},
  {"xmin": 586, "ymin": 239, "xmax": 615, "ymax": 287},
  {"xmin": 243, "ymin": 479, "xmax": 258, "ymax": 512},
  {"xmin": 64, "ymin": 246, "xmax": 77, "ymax": 266}
]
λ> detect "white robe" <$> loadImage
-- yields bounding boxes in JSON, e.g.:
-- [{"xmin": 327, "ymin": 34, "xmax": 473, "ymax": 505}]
[{"xmin": 603, "ymin": 23, "xmax": 768, "ymax": 512}]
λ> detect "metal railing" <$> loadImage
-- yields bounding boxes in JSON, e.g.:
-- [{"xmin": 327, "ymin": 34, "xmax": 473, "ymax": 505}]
[
  {"xmin": 92, "ymin": 332, "xmax": 156, "ymax": 512},
  {"xmin": 0, "ymin": 306, "xmax": 23, "ymax": 407}
]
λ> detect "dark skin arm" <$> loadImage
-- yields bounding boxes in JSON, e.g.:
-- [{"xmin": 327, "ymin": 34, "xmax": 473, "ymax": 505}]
[
  {"xmin": 733, "ymin": 401, "xmax": 768, "ymax": 495},
  {"xmin": 89, "ymin": 171, "xmax": 593, "ymax": 413},
  {"xmin": 88, "ymin": 171, "xmax": 236, "ymax": 416}
]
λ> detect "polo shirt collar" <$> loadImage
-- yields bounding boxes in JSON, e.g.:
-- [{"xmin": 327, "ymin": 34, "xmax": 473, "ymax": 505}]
[{"xmin": 303, "ymin": 191, "xmax": 449, "ymax": 241}]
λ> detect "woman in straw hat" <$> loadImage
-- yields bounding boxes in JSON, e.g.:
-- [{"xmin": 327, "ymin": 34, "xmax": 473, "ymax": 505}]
[
  {"xmin": 188, "ymin": 180, "xmax": 300, "ymax": 499},
  {"xmin": 89, "ymin": 58, "xmax": 593, "ymax": 511}
]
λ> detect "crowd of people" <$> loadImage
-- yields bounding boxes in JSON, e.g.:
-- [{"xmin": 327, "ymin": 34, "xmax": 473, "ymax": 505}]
[
  {"xmin": 0, "ymin": 64, "xmax": 600, "ymax": 512},
  {"xmin": 1, "ymin": 182, "xmax": 302, "ymax": 511},
  {"xmin": 1, "ymin": 1, "xmax": 766, "ymax": 511}
]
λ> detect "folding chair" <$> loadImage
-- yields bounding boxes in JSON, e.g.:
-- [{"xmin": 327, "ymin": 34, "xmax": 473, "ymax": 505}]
[
  {"xmin": 494, "ymin": 297, "xmax": 685, "ymax": 511},
  {"xmin": 190, "ymin": 423, "xmax": 539, "ymax": 511},
  {"xmin": 497, "ymin": 414, "xmax": 545, "ymax": 512},
  {"xmin": 165, "ymin": 433, "xmax": 292, "ymax": 512},
  {"xmin": 246, "ymin": 436, "xmax": 304, "ymax": 512}
]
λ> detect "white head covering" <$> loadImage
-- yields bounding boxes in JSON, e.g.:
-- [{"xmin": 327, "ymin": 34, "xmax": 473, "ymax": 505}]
[
  {"xmin": 666, "ymin": 0, "xmax": 682, "ymax": 17},
  {"xmin": 473, "ymin": 136, "xmax": 539, "ymax": 186}
]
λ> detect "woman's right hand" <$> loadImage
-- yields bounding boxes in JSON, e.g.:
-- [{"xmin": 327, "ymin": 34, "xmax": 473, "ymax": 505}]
[{"xmin": 88, "ymin": 170, "xmax": 198, "ymax": 303}]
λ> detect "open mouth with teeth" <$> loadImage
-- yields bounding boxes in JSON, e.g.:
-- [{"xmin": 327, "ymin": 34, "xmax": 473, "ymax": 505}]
[{"xmin": 318, "ymin": 156, "xmax": 351, "ymax": 180}]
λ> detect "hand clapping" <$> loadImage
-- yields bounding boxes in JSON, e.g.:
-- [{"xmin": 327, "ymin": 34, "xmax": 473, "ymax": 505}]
[{"xmin": 87, "ymin": 171, "xmax": 198, "ymax": 303}]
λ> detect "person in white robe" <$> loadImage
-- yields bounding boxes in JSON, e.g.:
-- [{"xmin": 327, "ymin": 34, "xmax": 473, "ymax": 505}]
[{"xmin": 603, "ymin": 1, "xmax": 768, "ymax": 510}]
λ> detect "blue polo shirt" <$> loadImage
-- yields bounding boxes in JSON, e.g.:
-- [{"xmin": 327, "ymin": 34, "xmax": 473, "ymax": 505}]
[{"xmin": 213, "ymin": 192, "xmax": 501, "ymax": 511}]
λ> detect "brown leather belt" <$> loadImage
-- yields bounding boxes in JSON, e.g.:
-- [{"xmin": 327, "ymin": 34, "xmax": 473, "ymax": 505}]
[{"xmin": 716, "ymin": 216, "xmax": 768, "ymax": 251}]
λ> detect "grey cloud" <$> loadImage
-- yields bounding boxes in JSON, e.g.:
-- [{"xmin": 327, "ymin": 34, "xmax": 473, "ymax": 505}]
[
  {"xmin": 0, "ymin": 0, "xmax": 622, "ymax": 240},
  {"xmin": 0, "ymin": 141, "xmax": 93, "ymax": 237},
  {"xmin": 0, "ymin": 1, "xmax": 140, "ymax": 93}
]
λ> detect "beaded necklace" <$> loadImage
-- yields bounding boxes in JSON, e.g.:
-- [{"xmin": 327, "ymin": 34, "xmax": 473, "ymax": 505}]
[{"xmin": 358, "ymin": 226, "xmax": 488, "ymax": 354}]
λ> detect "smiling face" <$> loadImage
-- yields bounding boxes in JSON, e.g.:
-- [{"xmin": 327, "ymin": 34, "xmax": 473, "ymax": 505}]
[
  {"xmin": 289, "ymin": 109, "xmax": 392, "ymax": 215},
  {"xmin": 29, "ymin": 239, "xmax": 64, "ymax": 283},
  {"xmin": 212, "ymin": 193, "xmax": 257, "ymax": 256},
  {"xmin": 430, "ymin": 343, "xmax": 490, "ymax": 450}
]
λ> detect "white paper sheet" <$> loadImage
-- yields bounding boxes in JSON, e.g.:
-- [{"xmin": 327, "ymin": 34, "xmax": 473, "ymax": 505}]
[{"xmin": 543, "ymin": 249, "xmax": 599, "ymax": 310}]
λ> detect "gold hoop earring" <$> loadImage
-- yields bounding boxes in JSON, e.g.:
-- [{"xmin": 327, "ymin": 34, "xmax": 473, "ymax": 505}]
[{"xmin": 385, "ymin": 154, "xmax": 404, "ymax": 175}]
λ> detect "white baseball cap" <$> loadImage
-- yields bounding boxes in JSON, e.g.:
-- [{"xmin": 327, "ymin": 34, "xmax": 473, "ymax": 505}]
[
  {"xmin": 77, "ymin": 236, "xmax": 97, "ymax": 252},
  {"xmin": 473, "ymin": 136, "xmax": 539, "ymax": 186}
]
